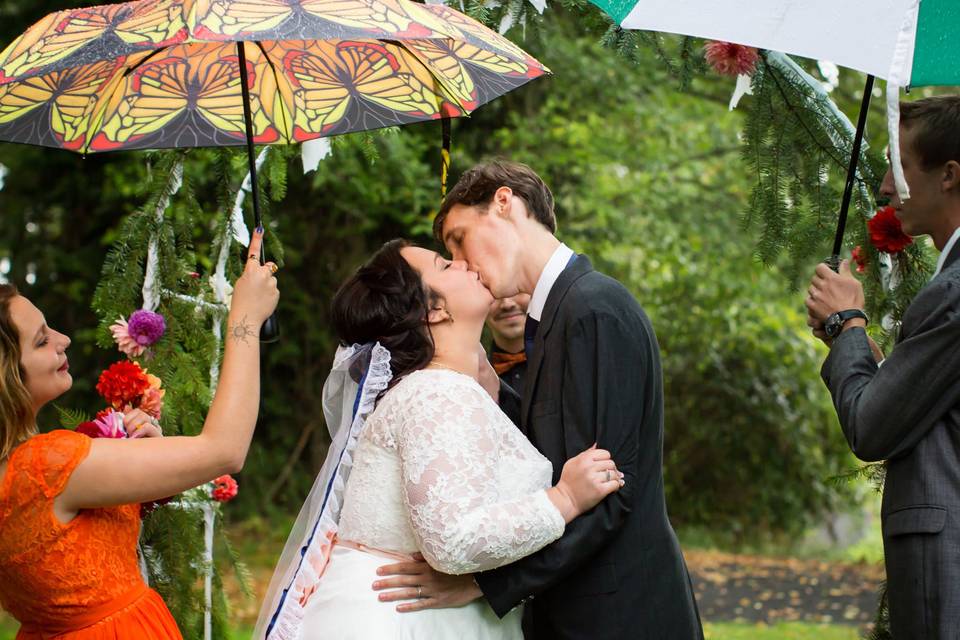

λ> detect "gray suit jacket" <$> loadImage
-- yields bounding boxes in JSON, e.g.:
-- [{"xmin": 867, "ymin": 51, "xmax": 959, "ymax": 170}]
[{"xmin": 822, "ymin": 240, "xmax": 960, "ymax": 639}]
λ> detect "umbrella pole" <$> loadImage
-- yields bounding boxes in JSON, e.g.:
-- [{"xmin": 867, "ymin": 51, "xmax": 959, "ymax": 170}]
[
  {"xmin": 237, "ymin": 41, "xmax": 280, "ymax": 342},
  {"xmin": 829, "ymin": 74, "xmax": 875, "ymax": 271}
]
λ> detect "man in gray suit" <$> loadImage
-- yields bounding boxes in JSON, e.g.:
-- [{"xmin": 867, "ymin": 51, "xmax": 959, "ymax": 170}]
[{"xmin": 805, "ymin": 96, "xmax": 960, "ymax": 639}]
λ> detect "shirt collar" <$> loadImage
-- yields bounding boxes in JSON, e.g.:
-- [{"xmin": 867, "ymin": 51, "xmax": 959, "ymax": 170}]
[
  {"xmin": 528, "ymin": 243, "xmax": 574, "ymax": 322},
  {"xmin": 933, "ymin": 226, "xmax": 960, "ymax": 278}
]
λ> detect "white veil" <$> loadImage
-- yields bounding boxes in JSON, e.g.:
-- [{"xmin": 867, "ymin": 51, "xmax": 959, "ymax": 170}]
[{"xmin": 254, "ymin": 342, "xmax": 393, "ymax": 640}]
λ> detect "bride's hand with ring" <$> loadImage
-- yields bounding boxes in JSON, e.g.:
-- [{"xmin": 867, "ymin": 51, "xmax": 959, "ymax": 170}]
[{"xmin": 547, "ymin": 445, "xmax": 624, "ymax": 523}]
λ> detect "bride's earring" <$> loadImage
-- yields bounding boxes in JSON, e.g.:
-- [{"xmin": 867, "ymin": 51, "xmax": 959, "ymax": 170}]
[{"xmin": 431, "ymin": 307, "xmax": 454, "ymax": 323}]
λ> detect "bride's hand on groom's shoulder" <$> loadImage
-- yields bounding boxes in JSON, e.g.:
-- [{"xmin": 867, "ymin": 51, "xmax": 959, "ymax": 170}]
[
  {"xmin": 372, "ymin": 553, "xmax": 482, "ymax": 612},
  {"xmin": 549, "ymin": 446, "xmax": 625, "ymax": 523}
]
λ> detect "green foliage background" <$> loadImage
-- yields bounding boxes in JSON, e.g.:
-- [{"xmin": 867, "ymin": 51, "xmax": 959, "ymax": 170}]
[{"xmin": 2, "ymin": 0, "xmax": 940, "ymax": 634}]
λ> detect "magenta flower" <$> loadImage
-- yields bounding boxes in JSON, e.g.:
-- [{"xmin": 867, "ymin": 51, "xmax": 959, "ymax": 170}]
[{"xmin": 127, "ymin": 310, "xmax": 166, "ymax": 347}]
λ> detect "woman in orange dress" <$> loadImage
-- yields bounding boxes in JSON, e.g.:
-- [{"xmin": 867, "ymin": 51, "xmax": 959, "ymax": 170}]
[{"xmin": 0, "ymin": 229, "xmax": 278, "ymax": 638}]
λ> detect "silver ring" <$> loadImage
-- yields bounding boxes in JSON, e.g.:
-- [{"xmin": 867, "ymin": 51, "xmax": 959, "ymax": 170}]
[
  {"xmin": 417, "ymin": 585, "xmax": 423, "ymax": 599},
  {"xmin": 605, "ymin": 470, "xmax": 611, "ymax": 482}
]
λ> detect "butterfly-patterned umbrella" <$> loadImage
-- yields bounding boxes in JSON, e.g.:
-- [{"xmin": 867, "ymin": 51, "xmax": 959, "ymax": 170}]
[
  {"xmin": 0, "ymin": 0, "xmax": 548, "ymax": 153},
  {"xmin": 0, "ymin": 0, "xmax": 549, "ymax": 339}
]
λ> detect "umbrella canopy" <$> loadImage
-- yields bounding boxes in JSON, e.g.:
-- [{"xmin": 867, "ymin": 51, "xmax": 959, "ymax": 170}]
[
  {"xmin": 0, "ymin": 0, "xmax": 548, "ymax": 153},
  {"xmin": 591, "ymin": 0, "xmax": 959, "ymax": 88}
]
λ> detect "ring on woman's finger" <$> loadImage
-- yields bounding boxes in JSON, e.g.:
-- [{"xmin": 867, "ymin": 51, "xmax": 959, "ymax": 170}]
[
  {"xmin": 605, "ymin": 470, "xmax": 611, "ymax": 482},
  {"xmin": 268, "ymin": 263, "xmax": 279, "ymax": 274},
  {"xmin": 417, "ymin": 585, "xmax": 423, "ymax": 599},
  {"xmin": 248, "ymin": 254, "xmax": 259, "ymax": 261}
]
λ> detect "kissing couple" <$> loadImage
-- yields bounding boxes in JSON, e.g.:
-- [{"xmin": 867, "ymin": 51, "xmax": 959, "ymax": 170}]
[{"xmin": 256, "ymin": 161, "xmax": 703, "ymax": 640}]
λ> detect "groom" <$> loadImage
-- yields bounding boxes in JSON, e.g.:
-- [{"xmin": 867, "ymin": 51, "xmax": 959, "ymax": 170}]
[{"xmin": 373, "ymin": 161, "xmax": 702, "ymax": 639}]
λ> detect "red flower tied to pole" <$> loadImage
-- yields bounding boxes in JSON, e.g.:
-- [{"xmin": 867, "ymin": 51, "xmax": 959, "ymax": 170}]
[
  {"xmin": 704, "ymin": 41, "xmax": 759, "ymax": 76},
  {"xmin": 96, "ymin": 361, "xmax": 151, "ymax": 408},
  {"xmin": 852, "ymin": 245, "xmax": 868, "ymax": 273},
  {"xmin": 868, "ymin": 206, "xmax": 913, "ymax": 254},
  {"xmin": 211, "ymin": 475, "xmax": 238, "ymax": 502}
]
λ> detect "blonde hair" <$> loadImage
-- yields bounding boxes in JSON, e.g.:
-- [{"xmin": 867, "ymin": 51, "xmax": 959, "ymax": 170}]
[{"xmin": 0, "ymin": 285, "xmax": 36, "ymax": 459}]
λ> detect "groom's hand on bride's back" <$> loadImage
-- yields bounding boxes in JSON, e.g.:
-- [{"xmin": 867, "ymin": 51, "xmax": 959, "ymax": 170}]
[{"xmin": 372, "ymin": 553, "xmax": 482, "ymax": 612}]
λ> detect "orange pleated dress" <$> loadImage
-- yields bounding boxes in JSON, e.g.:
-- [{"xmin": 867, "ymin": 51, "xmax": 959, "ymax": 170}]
[{"xmin": 0, "ymin": 430, "xmax": 182, "ymax": 639}]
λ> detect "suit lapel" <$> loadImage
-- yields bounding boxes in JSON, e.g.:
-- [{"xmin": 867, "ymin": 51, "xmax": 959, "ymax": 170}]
[
  {"xmin": 520, "ymin": 255, "xmax": 594, "ymax": 430},
  {"xmin": 941, "ymin": 235, "xmax": 960, "ymax": 273}
]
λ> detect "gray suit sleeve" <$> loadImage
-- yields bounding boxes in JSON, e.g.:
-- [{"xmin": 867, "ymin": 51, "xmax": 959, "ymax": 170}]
[{"xmin": 822, "ymin": 280, "xmax": 960, "ymax": 461}]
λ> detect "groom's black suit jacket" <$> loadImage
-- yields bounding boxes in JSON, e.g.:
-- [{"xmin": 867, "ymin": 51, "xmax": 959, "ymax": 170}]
[{"xmin": 476, "ymin": 256, "xmax": 703, "ymax": 640}]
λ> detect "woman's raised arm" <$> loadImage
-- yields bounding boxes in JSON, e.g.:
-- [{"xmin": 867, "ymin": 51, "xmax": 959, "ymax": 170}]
[{"xmin": 57, "ymin": 229, "xmax": 279, "ymax": 516}]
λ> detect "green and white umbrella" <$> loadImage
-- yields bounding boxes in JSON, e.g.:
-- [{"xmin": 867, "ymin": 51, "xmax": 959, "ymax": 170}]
[
  {"xmin": 593, "ymin": 0, "xmax": 958, "ymax": 86},
  {"xmin": 589, "ymin": 0, "xmax": 960, "ymax": 259}
]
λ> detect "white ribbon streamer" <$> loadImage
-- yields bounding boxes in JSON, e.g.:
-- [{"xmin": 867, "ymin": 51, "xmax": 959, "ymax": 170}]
[
  {"xmin": 728, "ymin": 73, "xmax": 753, "ymax": 111},
  {"xmin": 886, "ymin": 83, "xmax": 911, "ymax": 202},
  {"xmin": 884, "ymin": 0, "xmax": 920, "ymax": 202},
  {"xmin": 142, "ymin": 159, "xmax": 184, "ymax": 312},
  {"xmin": 230, "ymin": 148, "xmax": 269, "ymax": 247},
  {"xmin": 202, "ymin": 503, "xmax": 216, "ymax": 640},
  {"xmin": 301, "ymin": 138, "xmax": 333, "ymax": 174}
]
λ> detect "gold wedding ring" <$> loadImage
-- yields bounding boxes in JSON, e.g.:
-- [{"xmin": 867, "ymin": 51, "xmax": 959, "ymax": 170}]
[{"xmin": 269, "ymin": 263, "xmax": 279, "ymax": 274}]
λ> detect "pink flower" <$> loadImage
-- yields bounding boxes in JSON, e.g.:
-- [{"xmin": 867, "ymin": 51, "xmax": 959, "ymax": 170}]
[
  {"xmin": 704, "ymin": 41, "xmax": 760, "ymax": 76},
  {"xmin": 212, "ymin": 475, "xmax": 238, "ymax": 502},
  {"xmin": 138, "ymin": 386, "xmax": 165, "ymax": 420},
  {"xmin": 76, "ymin": 410, "xmax": 127, "ymax": 439},
  {"xmin": 110, "ymin": 317, "xmax": 145, "ymax": 358}
]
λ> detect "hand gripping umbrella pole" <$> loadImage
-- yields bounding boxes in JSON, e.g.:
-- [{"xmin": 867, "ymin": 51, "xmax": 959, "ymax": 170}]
[{"xmin": 237, "ymin": 41, "xmax": 280, "ymax": 342}]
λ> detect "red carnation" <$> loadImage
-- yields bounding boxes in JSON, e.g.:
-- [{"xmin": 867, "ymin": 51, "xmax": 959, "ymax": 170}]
[
  {"xmin": 868, "ymin": 206, "xmax": 913, "ymax": 254},
  {"xmin": 704, "ymin": 41, "xmax": 760, "ymax": 76},
  {"xmin": 212, "ymin": 475, "xmax": 238, "ymax": 502},
  {"xmin": 851, "ymin": 246, "xmax": 868, "ymax": 273},
  {"xmin": 96, "ymin": 361, "xmax": 150, "ymax": 408}
]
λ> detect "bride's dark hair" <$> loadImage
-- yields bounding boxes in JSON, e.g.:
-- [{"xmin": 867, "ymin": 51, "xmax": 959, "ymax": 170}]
[{"xmin": 331, "ymin": 239, "xmax": 441, "ymax": 386}]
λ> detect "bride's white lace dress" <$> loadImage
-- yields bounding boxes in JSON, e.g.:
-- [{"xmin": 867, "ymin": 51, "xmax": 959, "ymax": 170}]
[{"xmin": 299, "ymin": 368, "xmax": 565, "ymax": 639}]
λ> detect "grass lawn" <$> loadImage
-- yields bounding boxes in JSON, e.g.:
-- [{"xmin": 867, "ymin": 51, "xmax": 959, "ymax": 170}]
[
  {"xmin": 705, "ymin": 622, "xmax": 860, "ymax": 639},
  {"xmin": 0, "ymin": 620, "xmax": 863, "ymax": 640}
]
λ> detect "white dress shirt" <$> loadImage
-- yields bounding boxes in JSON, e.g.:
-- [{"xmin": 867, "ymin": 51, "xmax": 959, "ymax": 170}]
[
  {"xmin": 528, "ymin": 243, "xmax": 575, "ymax": 322},
  {"xmin": 933, "ymin": 226, "xmax": 960, "ymax": 279}
]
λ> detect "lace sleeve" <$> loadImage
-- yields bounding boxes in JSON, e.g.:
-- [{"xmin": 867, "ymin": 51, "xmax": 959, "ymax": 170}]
[
  {"xmin": 14, "ymin": 430, "xmax": 91, "ymax": 500},
  {"xmin": 396, "ymin": 376, "xmax": 564, "ymax": 575}
]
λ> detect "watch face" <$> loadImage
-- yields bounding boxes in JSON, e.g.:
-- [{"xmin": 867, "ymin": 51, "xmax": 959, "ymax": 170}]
[{"xmin": 825, "ymin": 314, "xmax": 841, "ymax": 338}]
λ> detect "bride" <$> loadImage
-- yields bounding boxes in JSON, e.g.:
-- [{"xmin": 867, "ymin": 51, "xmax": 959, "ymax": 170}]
[{"xmin": 256, "ymin": 239, "xmax": 624, "ymax": 639}]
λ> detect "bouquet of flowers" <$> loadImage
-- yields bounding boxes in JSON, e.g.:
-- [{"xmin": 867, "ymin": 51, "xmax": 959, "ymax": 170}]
[{"xmin": 75, "ymin": 360, "xmax": 165, "ymax": 438}]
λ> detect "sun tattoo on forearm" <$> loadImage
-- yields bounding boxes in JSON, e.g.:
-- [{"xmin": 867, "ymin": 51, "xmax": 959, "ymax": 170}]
[{"xmin": 229, "ymin": 315, "xmax": 257, "ymax": 345}]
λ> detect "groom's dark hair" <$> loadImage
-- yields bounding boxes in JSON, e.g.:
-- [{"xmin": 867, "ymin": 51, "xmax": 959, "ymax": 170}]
[
  {"xmin": 332, "ymin": 239, "xmax": 439, "ymax": 388},
  {"xmin": 434, "ymin": 160, "xmax": 557, "ymax": 243}
]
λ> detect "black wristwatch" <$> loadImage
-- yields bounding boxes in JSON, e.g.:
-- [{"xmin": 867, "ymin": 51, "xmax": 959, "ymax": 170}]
[{"xmin": 824, "ymin": 309, "xmax": 868, "ymax": 338}]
